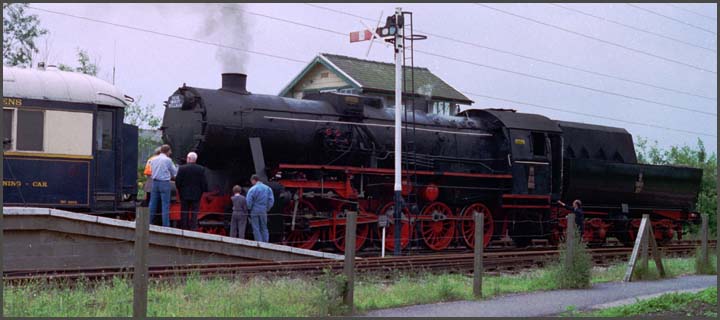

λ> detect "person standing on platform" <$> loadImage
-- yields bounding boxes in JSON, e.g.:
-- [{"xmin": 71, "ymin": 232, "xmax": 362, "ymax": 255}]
[
  {"xmin": 246, "ymin": 174, "xmax": 274, "ymax": 242},
  {"xmin": 175, "ymin": 151, "xmax": 208, "ymax": 230},
  {"xmin": 148, "ymin": 144, "xmax": 177, "ymax": 227},
  {"xmin": 557, "ymin": 199, "xmax": 584, "ymax": 238},
  {"xmin": 229, "ymin": 185, "xmax": 249, "ymax": 239},
  {"xmin": 142, "ymin": 147, "xmax": 161, "ymax": 205}
]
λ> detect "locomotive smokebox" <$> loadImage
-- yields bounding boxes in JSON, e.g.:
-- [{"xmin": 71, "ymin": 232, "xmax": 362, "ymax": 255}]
[{"xmin": 221, "ymin": 73, "xmax": 249, "ymax": 94}]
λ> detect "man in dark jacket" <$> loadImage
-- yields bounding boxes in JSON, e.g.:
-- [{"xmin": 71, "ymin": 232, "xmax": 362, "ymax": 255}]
[
  {"xmin": 175, "ymin": 152, "xmax": 209, "ymax": 230},
  {"xmin": 557, "ymin": 199, "xmax": 584, "ymax": 238}
]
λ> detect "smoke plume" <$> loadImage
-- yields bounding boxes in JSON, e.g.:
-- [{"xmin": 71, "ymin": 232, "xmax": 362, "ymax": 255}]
[{"xmin": 194, "ymin": 3, "xmax": 252, "ymax": 74}]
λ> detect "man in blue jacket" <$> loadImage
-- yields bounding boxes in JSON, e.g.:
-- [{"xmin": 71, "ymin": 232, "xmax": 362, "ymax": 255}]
[{"xmin": 246, "ymin": 174, "xmax": 274, "ymax": 242}]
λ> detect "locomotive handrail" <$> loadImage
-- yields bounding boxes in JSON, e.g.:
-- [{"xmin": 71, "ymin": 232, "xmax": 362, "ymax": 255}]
[
  {"xmin": 278, "ymin": 163, "xmax": 512, "ymax": 179},
  {"xmin": 263, "ymin": 116, "xmax": 494, "ymax": 137}
]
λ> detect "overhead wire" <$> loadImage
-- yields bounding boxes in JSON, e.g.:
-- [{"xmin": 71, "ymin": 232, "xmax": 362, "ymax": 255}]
[
  {"xmin": 626, "ymin": 4, "xmax": 717, "ymax": 35},
  {"xmin": 665, "ymin": 3, "xmax": 718, "ymax": 22},
  {"xmin": 549, "ymin": 3, "xmax": 716, "ymax": 53},
  {"xmin": 304, "ymin": 3, "xmax": 716, "ymax": 102},
  {"xmin": 461, "ymin": 91, "xmax": 716, "ymax": 138},
  {"xmin": 230, "ymin": 5, "xmax": 716, "ymax": 116},
  {"xmin": 26, "ymin": 6, "xmax": 308, "ymax": 65},
  {"xmin": 27, "ymin": 5, "xmax": 716, "ymax": 138},
  {"xmin": 474, "ymin": 3, "xmax": 717, "ymax": 74}
]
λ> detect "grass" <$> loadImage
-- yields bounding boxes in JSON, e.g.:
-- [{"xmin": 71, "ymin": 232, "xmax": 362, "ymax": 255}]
[
  {"xmin": 570, "ymin": 286, "xmax": 718, "ymax": 317},
  {"xmin": 3, "ymin": 255, "xmax": 717, "ymax": 317}
]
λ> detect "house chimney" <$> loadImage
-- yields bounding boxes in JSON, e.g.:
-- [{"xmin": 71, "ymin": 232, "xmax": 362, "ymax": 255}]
[{"xmin": 221, "ymin": 73, "xmax": 249, "ymax": 94}]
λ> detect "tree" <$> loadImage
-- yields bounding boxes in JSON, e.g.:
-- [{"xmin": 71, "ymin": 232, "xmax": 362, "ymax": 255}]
[
  {"xmin": 124, "ymin": 96, "xmax": 161, "ymax": 129},
  {"xmin": 57, "ymin": 47, "xmax": 99, "ymax": 76},
  {"xmin": 636, "ymin": 137, "xmax": 717, "ymax": 235},
  {"xmin": 75, "ymin": 48, "xmax": 98, "ymax": 76},
  {"xmin": 3, "ymin": 3, "xmax": 48, "ymax": 67}
]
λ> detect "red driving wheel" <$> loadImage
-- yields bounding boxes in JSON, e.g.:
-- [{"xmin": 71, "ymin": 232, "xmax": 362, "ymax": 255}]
[
  {"xmin": 460, "ymin": 202, "xmax": 494, "ymax": 249},
  {"xmin": 282, "ymin": 199, "xmax": 322, "ymax": 250},
  {"xmin": 419, "ymin": 202, "xmax": 456, "ymax": 251},
  {"xmin": 329, "ymin": 203, "xmax": 370, "ymax": 252},
  {"xmin": 378, "ymin": 202, "xmax": 412, "ymax": 251}
]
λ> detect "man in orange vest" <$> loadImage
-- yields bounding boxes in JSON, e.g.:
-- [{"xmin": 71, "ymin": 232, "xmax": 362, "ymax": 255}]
[{"xmin": 142, "ymin": 147, "xmax": 162, "ymax": 223}]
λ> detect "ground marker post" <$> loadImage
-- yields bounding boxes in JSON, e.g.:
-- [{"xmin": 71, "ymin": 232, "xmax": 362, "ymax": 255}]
[
  {"xmin": 701, "ymin": 213, "xmax": 709, "ymax": 267},
  {"xmin": 565, "ymin": 213, "xmax": 576, "ymax": 271},
  {"xmin": 343, "ymin": 209, "xmax": 357, "ymax": 313},
  {"xmin": 473, "ymin": 212, "xmax": 484, "ymax": 298},
  {"xmin": 647, "ymin": 219, "xmax": 665, "ymax": 278},
  {"xmin": 623, "ymin": 214, "xmax": 664, "ymax": 281},
  {"xmin": 133, "ymin": 207, "xmax": 150, "ymax": 318}
]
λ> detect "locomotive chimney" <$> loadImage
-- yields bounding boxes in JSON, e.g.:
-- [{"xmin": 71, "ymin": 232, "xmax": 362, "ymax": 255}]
[{"xmin": 221, "ymin": 73, "xmax": 249, "ymax": 94}]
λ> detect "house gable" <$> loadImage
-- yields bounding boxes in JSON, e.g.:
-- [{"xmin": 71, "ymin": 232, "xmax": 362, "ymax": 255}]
[{"xmin": 279, "ymin": 53, "xmax": 473, "ymax": 116}]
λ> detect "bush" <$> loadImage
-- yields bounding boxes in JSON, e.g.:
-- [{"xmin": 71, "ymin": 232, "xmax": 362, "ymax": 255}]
[
  {"xmin": 695, "ymin": 248, "xmax": 717, "ymax": 275},
  {"xmin": 550, "ymin": 229, "xmax": 592, "ymax": 289}
]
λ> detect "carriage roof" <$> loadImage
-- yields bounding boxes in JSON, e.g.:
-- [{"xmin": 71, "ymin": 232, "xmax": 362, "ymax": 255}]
[{"xmin": 2, "ymin": 66, "xmax": 130, "ymax": 108}]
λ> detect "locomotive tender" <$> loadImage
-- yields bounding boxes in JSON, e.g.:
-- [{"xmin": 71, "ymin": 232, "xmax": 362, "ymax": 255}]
[
  {"xmin": 162, "ymin": 72, "xmax": 702, "ymax": 252},
  {"xmin": 3, "ymin": 66, "xmax": 138, "ymax": 214}
]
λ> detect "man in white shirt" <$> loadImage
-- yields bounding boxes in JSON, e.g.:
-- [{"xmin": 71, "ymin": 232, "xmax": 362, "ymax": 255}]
[{"xmin": 148, "ymin": 144, "xmax": 178, "ymax": 227}]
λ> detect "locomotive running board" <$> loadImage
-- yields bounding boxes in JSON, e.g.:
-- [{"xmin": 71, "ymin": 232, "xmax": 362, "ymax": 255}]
[{"xmin": 501, "ymin": 194, "xmax": 551, "ymax": 209}]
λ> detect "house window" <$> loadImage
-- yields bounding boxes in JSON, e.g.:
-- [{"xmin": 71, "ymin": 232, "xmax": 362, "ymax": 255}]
[
  {"xmin": 320, "ymin": 72, "xmax": 329, "ymax": 78},
  {"xmin": 431, "ymin": 101, "xmax": 457, "ymax": 115},
  {"xmin": 96, "ymin": 111, "xmax": 113, "ymax": 150},
  {"xmin": 16, "ymin": 109, "xmax": 44, "ymax": 151},
  {"xmin": 4, "ymin": 108, "xmax": 13, "ymax": 151}
]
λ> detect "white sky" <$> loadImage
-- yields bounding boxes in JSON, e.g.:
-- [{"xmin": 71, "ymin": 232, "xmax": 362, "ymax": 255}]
[{"xmin": 26, "ymin": 3, "xmax": 718, "ymax": 153}]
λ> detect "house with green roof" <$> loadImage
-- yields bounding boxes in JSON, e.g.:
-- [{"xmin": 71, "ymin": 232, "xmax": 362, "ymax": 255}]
[{"xmin": 279, "ymin": 53, "xmax": 473, "ymax": 116}]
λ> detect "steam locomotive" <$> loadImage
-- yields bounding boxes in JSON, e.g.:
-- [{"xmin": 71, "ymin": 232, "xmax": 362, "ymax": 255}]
[{"xmin": 161, "ymin": 73, "xmax": 703, "ymax": 252}]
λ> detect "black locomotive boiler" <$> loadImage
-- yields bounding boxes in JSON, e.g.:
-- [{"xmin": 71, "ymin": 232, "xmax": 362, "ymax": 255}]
[{"xmin": 161, "ymin": 73, "xmax": 702, "ymax": 252}]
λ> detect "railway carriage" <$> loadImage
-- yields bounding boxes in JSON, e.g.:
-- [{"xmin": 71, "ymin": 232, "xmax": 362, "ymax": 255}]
[
  {"xmin": 3, "ymin": 65, "xmax": 138, "ymax": 215},
  {"xmin": 161, "ymin": 73, "xmax": 703, "ymax": 252}
]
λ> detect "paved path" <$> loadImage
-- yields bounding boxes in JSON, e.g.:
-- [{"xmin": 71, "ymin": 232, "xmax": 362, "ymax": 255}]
[{"xmin": 363, "ymin": 275, "xmax": 717, "ymax": 317}]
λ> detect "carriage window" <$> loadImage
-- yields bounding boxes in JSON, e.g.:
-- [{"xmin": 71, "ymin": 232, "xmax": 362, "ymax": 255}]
[
  {"xmin": 16, "ymin": 109, "xmax": 44, "ymax": 151},
  {"xmin": 3, "ymin": 109, "xmax": 13, "ymax": 150},
  {"xmin": 96, "ymin": 111, "xmax": 113, "ymax": 150},
  {"xmin": 531, "ymin": 132, "xmax": 545, "ymax": 156}
]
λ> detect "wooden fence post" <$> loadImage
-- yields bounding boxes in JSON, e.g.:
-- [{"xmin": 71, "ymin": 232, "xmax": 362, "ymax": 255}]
[
  {"xmin": 473, "ymin": 212, "xmax": 484, "ymax": 299},
  {"xmin": 342, "ymin": 209, "xmax": 357, "ymax": 313},
  {"xmin": 1, "ymin": 203, "xmax": 4, "ymax": 319},
  {"xmin": 701, "ymin": 213, "xmax": 709, "ymax": 267},
  {"xmin": 133, "ymin": 207, "xmax": 150, "ymax": 318},
  {"xmin": 640, "ymin": 215, "xmax": 649, "ymax": 272},
  {"xmin": 565, "ymin": 213, "xmax": 576, "ymax": 270}
]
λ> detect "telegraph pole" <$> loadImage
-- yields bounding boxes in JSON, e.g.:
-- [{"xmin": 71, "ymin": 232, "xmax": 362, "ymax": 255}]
[{"xmin": 392, "ymin": 7, "xmax": 403, "ymax": 256}]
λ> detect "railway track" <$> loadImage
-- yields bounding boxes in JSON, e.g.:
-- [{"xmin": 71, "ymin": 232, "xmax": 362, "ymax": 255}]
[{"xmin": 4, "ymin": 241, "xmax": 714, "ymax": 283}]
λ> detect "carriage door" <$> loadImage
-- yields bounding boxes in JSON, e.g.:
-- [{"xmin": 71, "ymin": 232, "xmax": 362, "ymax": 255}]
[{"xmin": 94, "ymin": 107, "xmax": 117, "ymax": 206}]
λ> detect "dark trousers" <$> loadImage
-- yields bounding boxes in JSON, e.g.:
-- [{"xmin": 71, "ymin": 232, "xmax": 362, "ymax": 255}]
[
  {"xmin": 142, "ymin": 192, "xmax": 151, "ymax": 207},
  {"xmin": 180, "ymin": 200, "xmax": 200, "ymax": 231},
  {"xmin": 576, "ymin": 214, "xmax": 585, "ymax": 238},
  {"xmin": 230, "ymin": 211, "xmax": 248, "ymax": 239}
]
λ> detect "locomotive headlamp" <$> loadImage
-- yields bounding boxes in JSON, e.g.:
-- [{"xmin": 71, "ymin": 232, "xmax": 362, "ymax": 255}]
[{"xmin": 168, "ymin": 93, "xmax": 184, "ymax": 109}]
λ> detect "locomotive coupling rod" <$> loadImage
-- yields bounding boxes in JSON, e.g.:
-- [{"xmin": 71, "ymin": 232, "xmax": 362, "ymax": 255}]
[{"xmin": 291, "ymin": 193, "xmax": 299, "ymax": 231}]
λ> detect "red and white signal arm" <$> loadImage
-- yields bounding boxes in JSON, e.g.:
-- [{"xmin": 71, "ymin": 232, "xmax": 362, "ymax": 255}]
[{"xmin": 349, "ymin": 29, "xmax": 374, "ymax": 42}]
